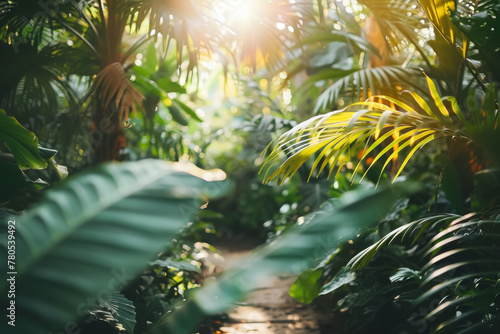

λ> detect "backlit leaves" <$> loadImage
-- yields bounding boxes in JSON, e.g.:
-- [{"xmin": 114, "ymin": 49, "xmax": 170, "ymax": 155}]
[{"xmin": 262, "ymin": 75, "xmax": 475, "ymax": 185}]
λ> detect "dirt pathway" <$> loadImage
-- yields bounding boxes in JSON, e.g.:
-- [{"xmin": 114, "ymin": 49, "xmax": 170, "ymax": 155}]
[{"xmin": 213, "ymin": 240, "xmax": 334, "ymax": 334}]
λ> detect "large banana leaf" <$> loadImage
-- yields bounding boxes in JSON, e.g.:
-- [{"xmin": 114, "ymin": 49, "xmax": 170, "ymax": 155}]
[
  {"xmin": 149, "ymin": 182, "xmax": 420, "ymax": 334},
  {"xmin": 0, "ymin": 159, "xmax": 229, "ymax": 334}
]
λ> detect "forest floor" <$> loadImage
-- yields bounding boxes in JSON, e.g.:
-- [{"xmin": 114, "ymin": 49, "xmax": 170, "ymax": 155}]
[{"xmin": 209, "ymin": 237, "xmax": 337, "ymax": 334}]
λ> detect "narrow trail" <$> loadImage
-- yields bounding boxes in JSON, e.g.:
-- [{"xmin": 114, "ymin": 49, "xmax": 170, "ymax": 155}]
[{"xmin": 212, "ymin": 239, "xmax": 335, "ymax": 334}]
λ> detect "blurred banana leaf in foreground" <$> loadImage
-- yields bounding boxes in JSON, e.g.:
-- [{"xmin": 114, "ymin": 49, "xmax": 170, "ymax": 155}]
[{"xmin": 0, "ymin": 159, "xmax": 230, "ymax": 334}]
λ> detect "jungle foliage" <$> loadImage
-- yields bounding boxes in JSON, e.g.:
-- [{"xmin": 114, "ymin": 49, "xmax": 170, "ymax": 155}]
[{"xmin": 1, "ymin": 0, "xmax": 500, "ymax": 333}]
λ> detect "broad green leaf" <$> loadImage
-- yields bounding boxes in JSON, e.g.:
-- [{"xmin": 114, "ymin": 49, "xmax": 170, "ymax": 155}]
[
  {"xmin": 0, "ymin": 109, "xmax": 47, "ymax": 170},
  {"xmin": 319, "ymin": 267, "xmax": 356, "ymax": 295},
  {"xmin": 289, "ymin": 268, "xmax": 323, "ymax": 304},
  {"xmin": 37, "ymin": 146, "xmax": 58, "ymax": 159},
  {"xmin": 0, "ymin": 160, "xmax": 229, "ymax": 334},
  {"xmin": 145, "ymin": 41, "xmax": 159, "ymax": 73},
  {"xmin": 152, "ymin": 183, "xmax": 420, "ymax": 334},
  {"xmin": 168, "ymin": 105, "xmax": 189, "ymax": 126},
  {"xmin": 172, "ymin": 98, "xmax": 203, "ymax": 123},
  {"xmin": 157, "ymin": 77, "xmax": 187, "ymax": 94}
]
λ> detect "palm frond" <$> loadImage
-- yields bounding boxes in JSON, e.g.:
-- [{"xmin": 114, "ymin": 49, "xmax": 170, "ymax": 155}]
[
  {"xmin": 262, "ymin": 74, "xmax": 462, "ymax": 184},
  {"xmin": 309, "ymin": 66, "xmax": 424, "ymax": 113},
  {"xmin": 0, "ymin": 0, "xmax": 94, "ymax": 51},
  {"xmin": 344, "ymin": 211, "xmax": 500, "ymax": 333},
  {"xmin": 417, "ymin": 219, "xmax": 500, "ymax": 332},
  {"xmin": 0, "ymin": 41, "xmax": 79, "ymax": 118},
  {"xmin": 347, "ymin": 214, "xmax": 459, "ymax": 270},
  {"xmin": 263, "ymin": 75, "xmax": 499, "ymax": 184},
  {"xmin": 359, "ymin": 0, "xmax": 424, "ymax": 54},
  {"xmin": 128, "ymin": 0, "xmax": 219, "ymax": 76}
]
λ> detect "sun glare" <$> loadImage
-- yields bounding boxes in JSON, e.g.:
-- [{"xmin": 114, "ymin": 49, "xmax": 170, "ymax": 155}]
[{"xmin": 228, "ymin": 0, "xmax": 258, "ymax": 23}]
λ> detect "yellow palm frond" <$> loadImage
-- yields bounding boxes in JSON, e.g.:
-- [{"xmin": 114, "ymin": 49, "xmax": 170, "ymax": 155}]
[
  {"xmin": 417, "ymin": 0, "xmax": 468, "ymax": 57},
  {"xmin": 262, "ymin": 75, "xmax": 469, "ymax": 184}
]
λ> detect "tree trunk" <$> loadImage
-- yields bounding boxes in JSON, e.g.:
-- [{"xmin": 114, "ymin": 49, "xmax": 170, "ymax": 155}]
[{"xmin": 90, "ymin": 101, "xmax": 127, "ymax": 163}]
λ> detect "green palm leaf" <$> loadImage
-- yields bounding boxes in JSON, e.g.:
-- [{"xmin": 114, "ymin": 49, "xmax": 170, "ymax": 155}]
[
  {"xmin": 0, "ymin": 159, "xmax": 229, "ymax": 334},
  {"xmin": 411, "ymin": 218, "xmax": 500, "ymax": 332},
  {"xmin": 310, "ymin": 66, "xmax": 424, "ymax": 113},
  {"xmin": 344, "ymin": 211, "xmax": 500, "ymax": 333},
  {"xmin": 0, "ymin": 41, "xmax": 77, "ymax": 117}
]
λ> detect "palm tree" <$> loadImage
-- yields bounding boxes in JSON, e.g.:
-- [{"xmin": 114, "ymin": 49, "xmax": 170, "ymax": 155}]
[
  {"xmin": 0, "ymin": 0, "xmax": 315, "ymax": 165},
  {"xmin": 0, "ymin": 0, "xmax": 220, "ymax": 163}
]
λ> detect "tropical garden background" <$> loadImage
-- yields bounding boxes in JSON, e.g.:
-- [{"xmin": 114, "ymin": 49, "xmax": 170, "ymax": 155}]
[{"xmin": 1, "ymin": 0, "xmax": 499, "ymax": 333}]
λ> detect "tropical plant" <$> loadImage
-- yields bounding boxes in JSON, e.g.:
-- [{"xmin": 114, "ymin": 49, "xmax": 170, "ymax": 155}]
[
  {"xmin": 259, "ymin": 1, "xmax": 500, "ymax": 333},
  {"xmin": 320, "ymin": 209, "xmax": 500, "ymax": 334},
  {"xmin": 283, "ymin": 0, "xmax": 429, "ymax": 114},
  {"xmin": 3, "ymin": 1, "xmax": 500, "ymax": 334},
  {"xmin": 0, "ymin": 109, "xmax": 67, "ymax": 208},
  {"xmin": 262, "ymin": 76, "xmax": 499, "ymax": 185},
  {"xmin": 0, "ymin": 159, "xmax": 228, "ymax": 334},
  {"xmin": 0, "ymin": 0, "xmax": 318, "ymax": 167},
  {"xmin": 149, "ymin": 182, "xmax": 418, "ymax": 334},
  {"xmin": 0, "ymin": 0, "xmax": 221, "ymax": 164}
]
